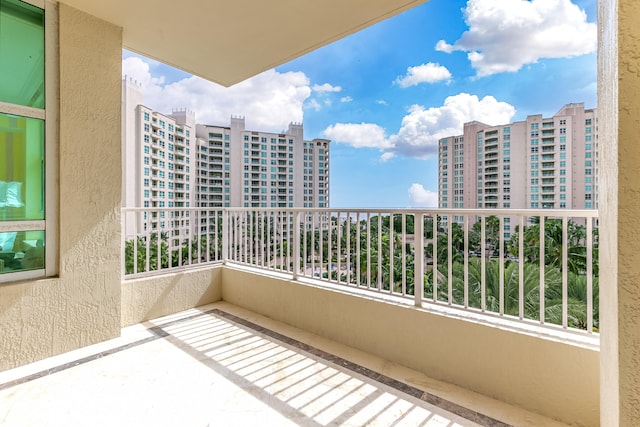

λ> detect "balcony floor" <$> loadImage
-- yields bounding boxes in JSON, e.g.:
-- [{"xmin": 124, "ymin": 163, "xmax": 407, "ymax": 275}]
[{"xmin": 0, "ymin": 302, "xmax": 568, "ymax": 427}]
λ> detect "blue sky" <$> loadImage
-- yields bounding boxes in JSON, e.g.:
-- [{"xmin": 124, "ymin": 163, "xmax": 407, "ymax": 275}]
[{"xmin": 123, "ymin": 0, "xmax": 597, "ymax": 208}]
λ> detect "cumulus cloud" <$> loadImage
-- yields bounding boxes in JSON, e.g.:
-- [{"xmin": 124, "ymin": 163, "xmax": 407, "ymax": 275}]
[
  {"xmin": 408, "ymin": 184, "xmax": 438, "ymax": 208},
  {"xmin": 395, "ymin": 63, "xmax": 452, "ymax": 87},
  {"xmin": 376, "ymin": 100, "xmax": 389, "ymax": 106},
  {"xmin": 389, "ymin": 93, "xmax": 515, "ymax": 158},
  {"xmin": 313, "ymin": 83, "xmax": 342, "ymax": 93},
  {"xmin": 305, "ymin": 99, "xmax": 322, "ymax": 112},
  {"xmin": 436, "ymin": 0, "xmax": 596, "ymax": 77},
  {"xmin": 323, "ymin": 93, "xmax": 515, "ymax": 160},
  {"xmin": 340, "ymin": 96, "xmax": 353, "ymax": 103},
  {"xmin": 123, "ymin": 56, "xmax": 313, "ymax": 131},
  {"xmin": 323, "ymin": 123, "xmax": 391, "ymax": 150},
  {"xmin": 380, "ymin": 152, "xmax": 395, "ymax": 162}
]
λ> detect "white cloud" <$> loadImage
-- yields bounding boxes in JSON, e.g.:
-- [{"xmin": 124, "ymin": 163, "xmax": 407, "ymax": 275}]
[
  {"xmin": 395, "ymin": 63, "xmax": 452, "ymax": 87},
  {"xmin": 389, "ymin": 93, "xmax": 515, "ymax": 158},
  {"xmin": 376, "ymin": 100, "xmax": 389, "ymax": 106},
  {"xmin": 436, "ymin": 0, "xmax": 596, "ymax": 77},
  {"xmin": 323, "ymin": 123, "xmax": 391, "ymax": 150},
  {"xmin": 323, "ymin": 93, "xmax": 515, "ymax": 160},
  {"xmin": 313, "ymin": 83, "xmax": 342, "ymax": 93},
  {"xmin": 408, "ymin": 184, "xmax": 438, "ymax": 208},
  {"xmin": 305, "ymin": 99, "xmax": 322, "ymax": 112},
  {"xmin": 123, "ymin": 56, "xmax": 312, "ymax": 131},
  {"xmin": 380, "ymin": 152, "xmax": 395, "ymax": 162},
  {"xmin": 340, "ymin": 96, "xmax": 353, "ymax": 103}
]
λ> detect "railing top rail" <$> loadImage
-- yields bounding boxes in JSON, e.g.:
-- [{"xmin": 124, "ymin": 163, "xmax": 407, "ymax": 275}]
[
  {"xmin": 122, "ymin": 206, "xmax": 598, "ymax": 218},
  {"xmin": 122, "ymin": 207, "xmax": 225, "ymax": 212}
]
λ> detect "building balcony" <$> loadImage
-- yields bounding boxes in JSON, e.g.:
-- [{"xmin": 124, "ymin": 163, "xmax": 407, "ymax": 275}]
[
  {"xmin": 116, "ymin": 207, "xmax": 599, "ymax": 425},
  {"xmin": 2, "ymin": 1, "xmax": 635, "ymax": 425},
  {"xmin": 0, "ymin": 299, "xmax": 575, "ymax": 426}
]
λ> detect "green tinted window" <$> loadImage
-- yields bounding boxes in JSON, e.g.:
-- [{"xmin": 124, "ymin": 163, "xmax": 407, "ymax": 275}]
[
  {"xmin": 0, "ymin": 112, "xmax": 44, "ymax": 221},
  {"xmin": 0, "ymin": 230, "xmax": 44, "ymax": 273},
  {"xmin": 0, "ymin": 0, "xmax": 45, "ymax": 108}
]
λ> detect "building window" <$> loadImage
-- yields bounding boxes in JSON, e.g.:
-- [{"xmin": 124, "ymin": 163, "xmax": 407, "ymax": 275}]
[{"xmin": 0, "ymin": 0, "xmax": 50, "ymax": 280}]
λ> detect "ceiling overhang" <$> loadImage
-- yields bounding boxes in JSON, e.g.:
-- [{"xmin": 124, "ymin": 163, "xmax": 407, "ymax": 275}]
[{"xmin": 59, "ymin": 0, "xmax": 429, "ymax": 87}]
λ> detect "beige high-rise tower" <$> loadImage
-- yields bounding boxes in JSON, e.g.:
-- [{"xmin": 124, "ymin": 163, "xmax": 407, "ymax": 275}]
[
  {"xmin": 195, "ymin": 118, "xmax": 329, "ymax": 210},
  {"xmin": 438, "ymin": 103, "xmax": 597, "ymax": 234},
  {"xmin": 122, "ymin": 79, "xmax": 331, "ymax": 240}
]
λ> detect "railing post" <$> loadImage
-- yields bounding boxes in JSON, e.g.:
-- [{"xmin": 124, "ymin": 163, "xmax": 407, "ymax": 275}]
[
  {"xmin": 414, "ymin": 212, "xmax": 424, "ymax": 307},
  {"xmin": 121, "ymin": 207, "xmax": 127, "ymax": 280},
  {"xmin": 222, "ymin": 209, "xmax": 229, "ymax": 264},
  {"xmin": 293, "ymin": 210, "xmax": 300, "ymax": 280}
]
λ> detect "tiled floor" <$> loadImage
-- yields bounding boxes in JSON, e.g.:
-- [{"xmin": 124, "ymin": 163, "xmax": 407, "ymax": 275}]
[{"xmin": 0, "ymin": 302, "xmax": 568, "ymax": 427}]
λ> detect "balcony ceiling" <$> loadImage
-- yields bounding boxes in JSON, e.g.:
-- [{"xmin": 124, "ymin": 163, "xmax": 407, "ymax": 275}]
[{"xmin": 61, "ymin": 0, "xmax": 429, "ymax": 87}]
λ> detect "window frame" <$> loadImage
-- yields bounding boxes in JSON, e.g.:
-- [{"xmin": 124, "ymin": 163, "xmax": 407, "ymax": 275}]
[{"xmin": 0, "ymin": 0, "xmax": 58, "ymax": 282}]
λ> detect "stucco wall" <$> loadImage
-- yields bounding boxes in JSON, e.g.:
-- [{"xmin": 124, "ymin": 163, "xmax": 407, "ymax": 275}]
[
  {"xmin": 600, "ymin": 0, "xmax": 640, "ymax": 425},
  {"xmin": 121, "ymin": 266, "xmax": 222, "ymax": 326},
  {"xmin": 0, "ymin": 4, "xmax": 122, "ymax": 371},
  {"xmin": 222, "ymin": 267, "xmax": 599, "ymax": 426}
]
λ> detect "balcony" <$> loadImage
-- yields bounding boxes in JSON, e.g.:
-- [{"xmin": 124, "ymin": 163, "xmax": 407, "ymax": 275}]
[
  {"xmin": 0, "ymin": 300, "xmax": 572, "ymax": 427},
  {"xmin": 1, "ymin": 1, "xmax": 634, "ymax": 425},
  {"xmin": 119, "ymin": 207, "xmax": 599, "ymax": 425}
]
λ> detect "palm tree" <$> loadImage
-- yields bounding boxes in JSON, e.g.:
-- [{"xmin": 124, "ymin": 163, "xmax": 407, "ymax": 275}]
[
  {"xmin": 425, "ymin": 258, "xmax": 595, "ymax": 330},
  {"xmin": 509, "ymin": 218, "xmax": 597, "ymax": 276}
]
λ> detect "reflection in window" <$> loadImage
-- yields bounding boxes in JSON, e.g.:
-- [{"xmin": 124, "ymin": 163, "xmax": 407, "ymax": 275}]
[
  {"xmin": 0, "ymin": 113, "xmax": 45, "ymax": 221},
  {"xmin": 0, "ymin": 0, "xmax": 45, "ymax": 108},
  {"xmin": 0, "ymin": 230, "xmax": 44, "ymax": 274}
]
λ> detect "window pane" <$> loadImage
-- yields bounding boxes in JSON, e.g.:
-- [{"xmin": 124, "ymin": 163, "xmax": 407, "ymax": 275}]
[
  {"xmin": 0, "ymin": 113, "xmax": 44, "ymax": 220},
  {"xmin": 0, "ymin": 230, "xmax": 44, "ymax": 273},
  {"xmin": 0, "ymin": 0, "xmax": 45, "ymax": 108}
]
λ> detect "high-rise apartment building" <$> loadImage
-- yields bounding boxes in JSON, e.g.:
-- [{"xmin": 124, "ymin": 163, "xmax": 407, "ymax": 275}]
[
  {"xmin": 122, "ymin": 78, "xmax": 330, "ymax": 239},
  {"xmin": 122, "ymin": 77, "xmax": 197, "ymax": 244},
  {"xmin": 195, "ymin": 118, "xmax": 330, "ymax": 210},
  {"xmin": 438, "ymin": 103, "xmax": 597, "ymax": 232}
]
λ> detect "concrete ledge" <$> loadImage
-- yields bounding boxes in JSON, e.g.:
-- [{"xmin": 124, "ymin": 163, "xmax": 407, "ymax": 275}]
[
  {"xmin": 222, "ymin": 265, "xmax": 599, "ymax": 427},
  {"xmin": 121, "ymin": 265, "xmax": 222, "ymax": 326}
]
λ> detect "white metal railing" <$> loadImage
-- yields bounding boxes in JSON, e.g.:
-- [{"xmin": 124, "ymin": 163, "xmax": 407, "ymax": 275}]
[
  {"xmin": 121, "ymin": 207, "xmax": 224, "ymax": 279},
  {"xmin": 123, "ymin": 207, "xmax": 599, "ymax": 334}
]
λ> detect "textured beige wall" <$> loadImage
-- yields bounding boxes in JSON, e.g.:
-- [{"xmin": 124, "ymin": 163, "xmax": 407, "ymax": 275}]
[
  {"xmin": 121, "ymin": 266, "xmax": 222, "ymax": 326},
  {"xmin": 222, "ymin": 267, "xmax": 599, "ymax": 426},
  {"xmin": 600, "ymin": 0, "xmax": 640, "ymax": 425},
  {"xmin": 0, "ymin": 4, "xmax": 122, "ymax": 371}
]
